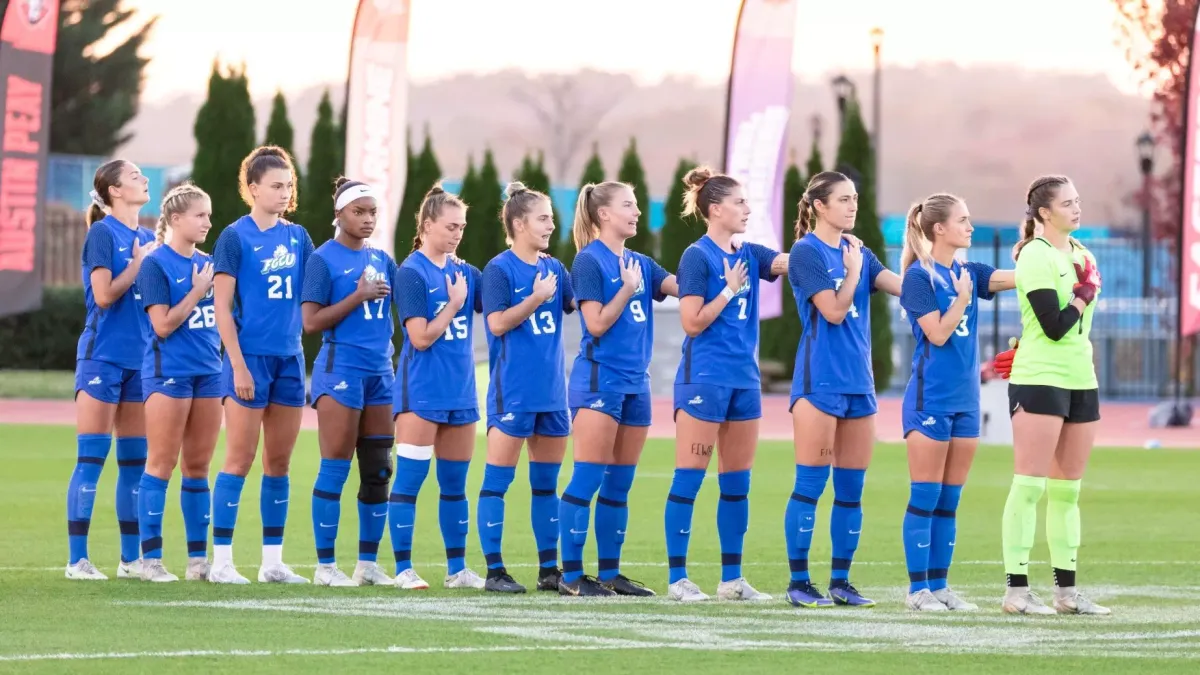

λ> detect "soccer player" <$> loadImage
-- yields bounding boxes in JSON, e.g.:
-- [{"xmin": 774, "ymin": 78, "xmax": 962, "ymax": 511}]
[
  {"xmin": 210, "ymin": 146, "xmax": 314, "ymax": 584},
  {"xmin": 665, "ymin": 167, "xmax": 788, "ymax": 603},
  {"xmin": 559, "ymin": 180, "xmax": 678, "ymax": 597},
  {"xmin": 785, "ymin": 171, "xmax": 902, "ymax": 608},
  {"xmin": 134, "ymin": 183, "xmax": 222, "ymax": 583},
  {"xmin": 993, "ymin": 176, "xmax": 1109, "ymax": 615},
  {"xmin": 897, "ymin": 193, "xmax": 1015, "ymax": 610},
  {"xmin": 67, "ymin": 160, "xmax": 155, "ymax": 580},
  {"xmin": 389, "ymin": 184, "xmax": 486, "ymax": 591},
  {"xmin": 300, "ymin": 178, "xmax": 397, "ymax": 587},
  {"xmin": 477, "ymin": 182, "xmax": 575, "ymax": 594}
]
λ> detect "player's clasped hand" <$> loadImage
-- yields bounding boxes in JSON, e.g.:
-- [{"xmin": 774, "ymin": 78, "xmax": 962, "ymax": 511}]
[
  {"xmin": 842, "ymin": 238, "xmax": 864, "ymax": 276},
  {"xmin": 620, "ymin": 256, "xmax": 643, "ymax": 291},
  {"xmin": 191, "ymin": 261, "xmax": 215, "ymax": 296},
  {"xmin": 992, "ymin": 338, "xmax": 1019, "ymax": 379},
  {"xmin": 532, "ymin": 270, "xmax": 558, "ymax": 302},
  {"xmin": 1073, "ymin": 257, "xmax": 1100, "ymax": 306},
  {"xmin": 446, "ymin": 271, "xmax": 468, "ymax": 309},
  {"xmin": 355, "ymin": 272, "xmax": 390, "ymax": 301},
  {"xmin": 950, "ymin": 266, "xmax": 973, "ymax": 299},
  {"xmin": 723, "ymin": 257, "xmax": 748, "ymax": 294}
]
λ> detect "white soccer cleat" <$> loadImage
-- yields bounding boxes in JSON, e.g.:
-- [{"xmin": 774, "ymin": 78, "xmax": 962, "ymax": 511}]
[
  {"xmin": 394, "ymin": 568, "xmax": 430, "ymax": 590},
  {"xmin": 1002, "ymin": 587, "xmax": 1057, "ymax": 615},
  {"xmin": 116, "ymin": 559, "xmax": 143, "ymax": 579},
  {"xmin": 1053, "ymin": 588, "xmax": 1111, "ymax": 616},
  {"xmin": 353, "ymin": 561, "xmax": 394, "ymax": 587},
  {"xmin": 65, "ymin": 559, "xmax": 108, "ymax": 581},
  {"xmin": 208, "ymin": 561, "xmax": 250, "ymax": 585},
  {"xmin": 313, "ymin": 563, "xmax": 357, "ymax": 587},
  {"xmin": 258, "ymin": 562, "xmax": 309, "ymax": 584},
  {"xmin": 716, "ymin": 577, "xmax": 773, "ymax": 602},
  {"xmin": 906, "ymin": 588, "xmax": 948, "ymax": 611},
  {"xmin": 668, "ymin": 578, "xmax": 710, "ymax": 602},
  {"xmin": 185, "ymin": 557, "xmax": 210, "ymax": 582},
  {"xmin": 444, "ymin": 568, "xmax": 486, "ymax": 589},
  {"xmin": 140, "ymin": 559, "xmax": 179, "ymax": 583},
  {"xmin": 932, "ymin": 587, "xmax": 979, "ymax": 611}
]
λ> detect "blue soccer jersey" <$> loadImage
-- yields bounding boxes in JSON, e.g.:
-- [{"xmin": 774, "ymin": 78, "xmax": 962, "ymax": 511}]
[
  {"xmin": 212, "ymin": 216, "xmax": 314, "ymax": 357},
  {"xmin": 76, "ymin": 216, "xmax": 156, "ymax": 370},
  {"xmin": 789, "ymin": 233, "xmax": 888, "ymax": 396},
  {"xmin": 482, "ymin": 250, "xmax": 574, "ymax": 414},
  {"xmin": 568, "ymin": 240, "xmax": 670, "ymax": 395},
  {"xmin": 394, "ymin": 251, "xmax": 482, "ymax": 411},
  {"xmin": 674, "ymin": 236, "xmax": 779, "ymax": 387},
  {"xmin": 900, "ymin": 261, "xmax": 996, "ymax": 412},
  {"xmin": 136, "ymin": 246, "xmax": 222, "ymax": 378},
  {"xmin": 301, "ymin": 240, "xmax": 398, "ymax": 375}
]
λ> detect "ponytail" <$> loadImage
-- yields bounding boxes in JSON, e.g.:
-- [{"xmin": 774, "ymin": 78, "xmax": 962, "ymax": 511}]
[
  {"xmin": 1012, "ymin": 213, "xmax": 1040, "ymax": 261},
  {"xmin": 900, "ymin": 202, "xmax": 932, "ymax": 272},
  {"xmin": 794, "ymin": 196, "xmax": 815, "ymax": 239},
  {"xmin": 155, "ymin": 214, "xmax": 169, "ymax": 245},
  {"xmin": 86, "ymin": 203, "xmax": 107, "ymax": 228},
  {"xmin": 572, "ymin": 184, "xmax": 599, "ymax": 252}
]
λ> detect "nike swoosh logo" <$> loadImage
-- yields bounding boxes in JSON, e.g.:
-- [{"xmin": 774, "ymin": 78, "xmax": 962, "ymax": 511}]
[
  {"xmin": 373, "ymin": 512, "xmax": 386, "ymax": 518},
  {"xmin": 319, "ymin": 523, "xmax": 336, "ymax": 528},
  {"xmin": 344, "ymin": 268, "xmax": 355, "ymax": 274},
  {"xmin": 569, "ymin": 529, "xmax": 587, "ymax": 535},
  {"xmin": 175, "ymin": 277, "xmax": 185, "ymax": 283},
  {"xmin": 550, "ymin": 518, "xmax": 559, "ymax": 523},
  {"xmin": 487, "ymin": 521, "xmax": 503, "ymax": 527},
  {"xmin": 610, "ymin": 277, "xmax": 620, "ymax": 283},
  {"xmin": 1019, "ymin": 561, "xmax": 1029, "ymax": 566},
  {"xmin": 514, "ymin": 287, "xmax": 526, "ymax": 293},
  {"xmin": 457, "ymin": 520, "xmax": 469, "ymax": 525},
  {"xmin": 119, "ymin": 247, "xmax": 129, "ymax": 252},
  {"xmin": 203, "ymin": 514, "xmax": 210, "ymax": 520},
  {"xmin": 849, "ymin": 529, "xmax": 862, "ymax": 534},
  {"xmin": 148, "ymin": 511, "xmax": 163, "ymax": 516},
  {"xmin": 679, "ymin": 529, "xmax": 691, "ymax": 535},
  {"xmin": 429, "ymin": 288, "xmax": 438, "ymax": 293},
  {"xmin": 917, "ymin": 542, "xmax": 930, "ymax": 548},
  {"xmin": 81, "ymin": 487, "xmax": 96, "ymax": 493},
  {"xmin": 798, "ymin": 527, "xmax": 814, "ymax": 533},
  {"xmin": 394, "ymin": 524, "xmax": 414, "ymax": 529},
  {"xmin": 274, "ymin": 499, "xmax": 288, "ymax": 504},
  {"xmin": 226, "ymin": 502, "xmax": 239, "ymax": 507},
  {"xmin": 254, "ymin": 246, "xmax": 264, "ymax": 251}
]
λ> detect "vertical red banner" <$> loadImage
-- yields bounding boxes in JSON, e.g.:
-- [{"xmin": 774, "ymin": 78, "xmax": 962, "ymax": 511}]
[
  {"xmin": 345, "ymin": 0, "xmax": 410, "ymax": 257},
  {"xmin": 0, "ymin": 0, "xmax": 59, "ymax": 318}
]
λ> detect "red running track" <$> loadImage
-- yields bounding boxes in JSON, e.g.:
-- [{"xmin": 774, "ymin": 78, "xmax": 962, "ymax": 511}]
[{"xmin": 1, "ymin": 396, "xmax": 1194, "ymax": 449}]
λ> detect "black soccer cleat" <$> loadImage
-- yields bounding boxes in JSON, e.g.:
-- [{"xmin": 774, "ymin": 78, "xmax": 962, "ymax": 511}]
[
  {"xmin": 536, "ymin": 566, "xmax": 562, "ymax": 592},
  {"xmin": 601, "ymin": 574, "xmax": 656, "ymax": 597},
  {"xmin": 484, "ymin": 568, "xmax": 526, "ymax": 594},
  {"xmin": 558, "ymin": 574, "xmax": 616, "ymax": 597}
]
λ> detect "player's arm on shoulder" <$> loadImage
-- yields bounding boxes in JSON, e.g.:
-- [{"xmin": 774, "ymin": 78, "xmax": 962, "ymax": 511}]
[
  {"xmin": 560, "ymin": 265, "xmax": 577, "ymax": 314},
  {"xmin": 574, "ymin": 251, "xmax": 634, "ymax": 338},
  {"xmin": 790, "ymin": 243, "xmax": 853, "ymax": 324},
  {"xmin": 746, "ymin": 242, "xmax": 785, "ymax": 280},
  {"xmin": 648, "ymin": 258, "xmax": 677, "ymax": 299},
  {"xmin": 483, "ymin": 263, "xmax": 540, "ymax": 336},
  {"xmin": 470, "ymin": 264, "xmax": 484, "ymax": 314},
  {"xmin": 866, "ymin": 249, "xmax": 901, "ymax": 296},
  {"xmin": 678, "ymin": 247, "xmax": 726, "ymax": 337},
  {"xmin": 902, "ymin": 267, "xmax": 966, "ymax": 347},
  {"xmin": 967, "ymin": 262, "xmax": 1009, "ymax": 297}
]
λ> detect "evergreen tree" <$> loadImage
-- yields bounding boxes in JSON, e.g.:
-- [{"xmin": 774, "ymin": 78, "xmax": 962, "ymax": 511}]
[
  {"xmin": 468, "ymin": 149, "xmax": 505, "ymax": 268},
  {"xmin": 835, "ymin": 97, "xmax": 893, "ymax": 390},
  {"xmin": 805, "ymin": 136, "xmax": 825, "ymax": 181},
  {"xmin": 303, "ymin": 89, "xmax": 340, "ymax": 248},
  {"xmin": 565, "ymin": 144, "xmax": 606, "ymax": 261},
  {"xmin": 659, "ymin": 158, "xmax": 703, "ymax": 273},
  {"xmin": 49, "ymin": 0, "xmax": 157, "ymax": 154},
  {"xmin": 456, "ymin": 157, "xmax": 482, "ymax": 266},
  {"xmin": 192, "ymin": 62, "xmax": 256, "ymax": 242},
  {"xmin": 263, "ymin": 91, "xmax": 300, "ymax": 186},
  {"xmin": 617, "ymin": 138, "xmax": 654, "ymax": 255},
  {"xmin": 335, "ymin": 98, "xmax": 348, "ymax": 179},
  {"xmin": 513, "ymin": 151, "xmax": 552, "ymax": 195},
  {"xmin": 395, "ymin": 128, "xmax": 443, "ymax": 262},
  {"xmin": 761, "ymin": 160, "xmax": 806, "ymax": 377}
]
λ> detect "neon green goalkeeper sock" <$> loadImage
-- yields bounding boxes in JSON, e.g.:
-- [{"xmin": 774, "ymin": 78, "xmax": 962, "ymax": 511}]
[
  {"xmin": 1046, "ymin": 478, "xmax": 1082, "ymax": 573},
  {"xmin": 1002, "ymin": 474, "xmax": 1046, "ymax": 576}
]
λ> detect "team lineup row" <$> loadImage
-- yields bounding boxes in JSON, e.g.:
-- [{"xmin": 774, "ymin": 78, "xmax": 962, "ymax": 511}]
[{"xmin": 63, "ymin": 145, "xmax": 1108, "ymax": 615}]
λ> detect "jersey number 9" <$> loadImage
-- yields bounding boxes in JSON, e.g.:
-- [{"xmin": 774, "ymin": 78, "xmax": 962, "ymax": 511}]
[
  {"xmin": 188, "ymin": 305, "xmax": 216, "ymax": 329},
  {"xmin": 630, "ymin": 300, "xmax": 646, "ymax": 323}
]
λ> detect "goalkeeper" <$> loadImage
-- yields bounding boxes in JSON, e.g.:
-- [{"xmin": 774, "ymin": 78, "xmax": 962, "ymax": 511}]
[{"xmin": 991, "ymin": 176, "xmax": 1110, "ymax": 616}]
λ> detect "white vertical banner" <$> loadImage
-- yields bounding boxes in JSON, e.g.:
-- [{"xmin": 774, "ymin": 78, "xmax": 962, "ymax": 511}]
[{"xmin": 345, "ymin": 0, "xmax": 410, "ymax": 255}]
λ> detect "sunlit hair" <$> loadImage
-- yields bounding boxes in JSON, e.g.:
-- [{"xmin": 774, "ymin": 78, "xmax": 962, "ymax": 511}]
[
  {"xmin": 238, "ymin": 145, "xmax": 299, "ymax": 213},
  {"xmin": 795, "ymin": 171, "xmax": 851, "ymax": 237},
  {"xmin": 413, "ymin": 183, "xmax": 467, "ymax": 252},
  {"xmin": 155, "ymin": 182, "xmax": 210, "ymax": 245},
  {"xmin": 900, "ymin": 193, "xmax": 961, "ymax": 272}
]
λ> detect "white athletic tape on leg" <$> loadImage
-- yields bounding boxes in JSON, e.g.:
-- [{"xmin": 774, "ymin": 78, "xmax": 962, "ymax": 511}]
[{"xmin": 395, "ymin": 444, "xmax": 433, "ymax": 461}]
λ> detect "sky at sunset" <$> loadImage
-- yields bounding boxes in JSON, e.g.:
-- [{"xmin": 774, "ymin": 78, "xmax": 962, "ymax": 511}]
[{"xmin": 117, "ymin": 0, "xmax": 1142, "ymax": 102}]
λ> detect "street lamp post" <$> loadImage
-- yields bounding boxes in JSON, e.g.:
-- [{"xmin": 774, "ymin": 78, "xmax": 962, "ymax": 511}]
[
  {"xmin": 870, "ymin": 28, "xmax": 883, "ymax": 190},
  {"xmin": 1137, "ymin": 131, "xmax": 1155, "ymax": 298},
  {"xmin": 831, "ymin": 74, "xmax": 855, "ymax": 133}
]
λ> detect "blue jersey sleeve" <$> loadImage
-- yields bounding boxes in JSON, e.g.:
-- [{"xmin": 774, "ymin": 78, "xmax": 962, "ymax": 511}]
[
  {"xmin": 213, "ymin": 228, "xmax": 243, "ymax": 278},
  {"xmin": 677, "ymin": 246, "xmax": 709, "ymax": 299},
  {"xmin": 137, "ymin": 258, "xmax": 171, "ymax": 310},
  {"xmin": 300, "ymin": 228, "xmax": 315, "ymax": 264},
  {"xmin": 648, "ymin": 257, "xmax": 670, "ymax": 301},
  {"xmin": 482, "ymin": 261, "xmax": 512, "ymax": 316},
  {"xmin": 81, "ymin": 225, "xmax": 114, "ymax": 274},
  {"xmin": 560, "ymin": 264, "xmax": 576, "ymax": 314},
  {"xmin": 301, "ymin": 254, "xmax": 333, "ymax": 306},
  {"xmin": 788, "ymin": 244, "xmax": 835, "ymax": 301},
  {"xmin": 571, "ymin": 252, "xmax": 605, "ymax": 303},
  {"xmin": 899, "ymin": 266, "xmax": 938, "ymax": 319},
  {"xmin": 966, "ymin": 262, "xmax": 997, "ymax": 301},
  {"xmin": 744, "ymin": 242, "xmax": 780, "ymax": 281},
  {"xmin": 395, "ymin": 266, "xmax": 427, "ymax": 322},
  {"xmin": 865, "ymin": 248, "xmax": 887, "ymax": 291},
  {"xmin": 470, "ymin": 264, "xmax": 483, "ymax": 314}
]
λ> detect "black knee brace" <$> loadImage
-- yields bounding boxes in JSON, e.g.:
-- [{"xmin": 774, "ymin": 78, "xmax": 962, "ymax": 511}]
[{"xmin": 356, "ymin": 436, "xmax": 394, "ymax": 504}]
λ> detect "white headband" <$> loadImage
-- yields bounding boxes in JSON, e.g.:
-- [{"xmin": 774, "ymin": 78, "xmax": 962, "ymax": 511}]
[{"xmin": 334, "ymin": 183, "xmax": 378, "ymax": 212}]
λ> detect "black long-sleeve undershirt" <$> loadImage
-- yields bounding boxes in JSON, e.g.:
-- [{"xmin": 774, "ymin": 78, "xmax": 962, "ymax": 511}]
[{"xmin": 1026, "ymin": 289, "xmax": 1081, "ymax": 341}]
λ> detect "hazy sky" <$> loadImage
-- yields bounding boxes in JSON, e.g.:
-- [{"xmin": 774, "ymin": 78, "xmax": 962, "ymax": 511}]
[{"xmin": 122, "ymin": 0, "xmax": 1141, "ymax": 102}]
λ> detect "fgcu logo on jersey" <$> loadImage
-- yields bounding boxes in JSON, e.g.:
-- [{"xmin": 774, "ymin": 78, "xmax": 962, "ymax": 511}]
[
  {"xmin": 260, "ymin": 244, "xmax": 297, "ymax": 275},
  {"xmin": 362, "ymin": 264, "xmax": 385, "ymax": 283},
  {"xmin": 735, "ymin": 277, "xmax": 752, "ymax": 297}
]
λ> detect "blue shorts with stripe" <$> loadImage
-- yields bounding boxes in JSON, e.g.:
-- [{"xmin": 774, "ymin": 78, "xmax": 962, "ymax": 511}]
[{"xmin": 75, "ymin": 359, "xmax": 142, "ymax": 404}]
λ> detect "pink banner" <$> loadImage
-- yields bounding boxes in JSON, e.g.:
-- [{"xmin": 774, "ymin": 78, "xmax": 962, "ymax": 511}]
[
  {"xmin": 723, "ymin": 0, "xmax": 798, "ymax": 320},
  {"xmin": 345, "ymin": 0, "xmax": 410, "ymax": 255},
  {"xmin": 1183, "ymin": 6, "xmax": 1200, "ymax": 337}
]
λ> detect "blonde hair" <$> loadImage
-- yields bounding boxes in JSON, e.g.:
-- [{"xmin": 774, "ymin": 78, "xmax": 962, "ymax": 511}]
[
  {"xmin": 572, "ymin": 181, "xmax": 629, "ymax": 251},
  {"xmin": 795, "ymin": 171, "xmax": 851, "ymax": 238},
  {"xmin": 238, "ymin": 145, "xmax": 299, "ymax": 214},
  {"xmin": 155, "ymin": 182, "xmax": 211, "ymax": 245},
  {"xmin": 900, "ymin": 193, "xmax": 962, "ymax": 272},
  {"xmin": 681, "ymin": 165, "xmax": 739, "ymax": 220},
  {"xmin": 413, "ymin": 183, "xmax": 467, "ymax": 252},
  {"xmin": 1013, "ymin": 175, "xmax": 1076, "ymax": 260},
  {"xmin": 501, "ymin": 181, "xmax": 551, "ymax": 247}
]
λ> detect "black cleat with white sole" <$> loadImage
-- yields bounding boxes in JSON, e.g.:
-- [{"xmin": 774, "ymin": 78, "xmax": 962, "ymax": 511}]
[
  {"xmin": 602, "ymin": 574, "xmax": 656, "ymax": 597},
  {"xmin": 558, "ymin": 574, "xmax": 616, "ymax": 597}
]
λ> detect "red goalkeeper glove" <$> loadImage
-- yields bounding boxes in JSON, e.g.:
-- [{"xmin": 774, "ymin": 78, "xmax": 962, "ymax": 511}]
[
  {"xmin": 1073, "ymin": 256, "xmax": 1100, "ymax": 305},
  {"xmin": 992, "ymin": 338, "xmax": 1019, "ymax": 379}
]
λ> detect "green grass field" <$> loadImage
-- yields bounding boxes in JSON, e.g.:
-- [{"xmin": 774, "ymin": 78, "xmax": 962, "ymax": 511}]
[{"xmin": 1, "ymin": 423, "xmax": 1198, "ymax": 673}]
